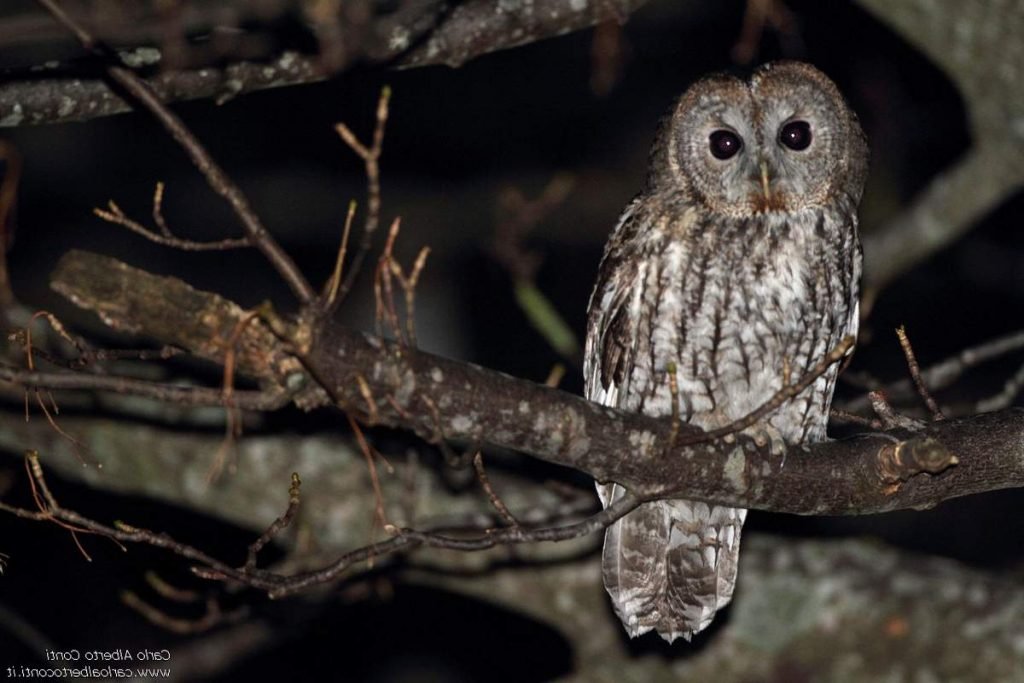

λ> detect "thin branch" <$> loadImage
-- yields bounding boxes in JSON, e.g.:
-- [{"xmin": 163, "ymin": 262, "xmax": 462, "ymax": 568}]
[
  {"xmin": 869, "ymin": 390, "xmax": 926, "ymax": 431},
  {"xmin": 146, "ymin": 572, "xmax": 200, "ymax": 603},
  {"xmin": 94, "ymin": 185, "xmax": 250, "ymax": 251},
  {"xmin": 261, "ymin": 490, "xmax": 643, "ymax": 599},
  {"xmin": 244, "ymin": 473, "xmax": 302, "ymax": 571},
  {"xmin": 473, "ymin": 451, "xmax": 518, "ymax": 527},
  {"xmin": 349, "ymin": 413, "xmax": 389, "ymax": 533},
  {"xmin": 322, "ymin": 199, "xmax": 357, "ymax": 311},
  {"xmin": 975, "ymin": 360, "xmax": 1024, "ymax": 413},
  {"xmin": 121, "ymin": 593, "xmax": 245, "ymax": 635},
  {"xmin": 856, "ymin": 0, "xmax": 1024, "ymax": 298},
  {"xmin": 675, "ymin": 335, "xmax": 854, "ymax": 445},
  {"xmin": 1, "ymin": 448, "xmax": 639, "ymax": 600},
  {"xmin": 36, "ymin": 0, "xmax": 316, "ymax": 305},
  {"xmin": 334, "ymin": 86, "xmax": 391, "ymax": 304},
  {"xmin": 372, "ymin": 218, "xmax": 403, "ymax": 341},
  {"xmin": 829, "ymin": 408, "xmax": 882, "ymax": 430},
  {"xmin": 0, "ymin": 365, "xmax": 291, "ymax": 410},
  {"xmin": 839, "ymin": 329, "xmax": 1024, "ymax": 415},
  {"xmin": 896, "ymin": 325, "xmax": 944, "ymax": 420}
]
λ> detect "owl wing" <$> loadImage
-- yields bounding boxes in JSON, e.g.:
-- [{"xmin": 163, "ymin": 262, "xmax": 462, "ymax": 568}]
[
  {"xmin": 585, "ymin": 238, "xmax": 670, "ymax": 636},
  {"xmin": 584, "ymin": 205, "xmax": 646, "ymax": 508}
]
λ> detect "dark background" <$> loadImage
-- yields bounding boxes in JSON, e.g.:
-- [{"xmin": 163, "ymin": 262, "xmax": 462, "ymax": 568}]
[{"xmin": 1, "ymin": 1, "xmax": 1022, "ymax": 680}]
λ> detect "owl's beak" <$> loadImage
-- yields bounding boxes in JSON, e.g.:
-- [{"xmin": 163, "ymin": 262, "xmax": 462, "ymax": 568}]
[{"xmin": 759, "ymin": 160, "xmax": 772, "ymax": 201}]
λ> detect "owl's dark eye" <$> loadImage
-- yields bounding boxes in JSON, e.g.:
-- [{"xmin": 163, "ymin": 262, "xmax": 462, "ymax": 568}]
[
  {"xmin": 779, "ymin": 120, "xmax": 812, "ymax": 150},
  {"xmin": 709, "ymin": 130, "xmax": 742, "ymax": 160}
]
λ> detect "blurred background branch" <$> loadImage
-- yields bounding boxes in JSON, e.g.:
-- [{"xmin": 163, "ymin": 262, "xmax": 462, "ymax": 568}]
[
  {"xmin": 0, "ymin": 0, "xmax": 648, "ymax": 126},
  {"xmin": 856, "ymin": 0, "xmax": 1024, "ymax": 300}
]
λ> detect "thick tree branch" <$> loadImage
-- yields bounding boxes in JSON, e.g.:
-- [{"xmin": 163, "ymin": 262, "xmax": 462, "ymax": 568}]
[
  {"xmin": 0, "ymin": 51, "xmax": 320, "ymax": 127},
  {"xmin": 5, "ymin": 411, "xmax": 1021, "ymax": 679},
  {"xmin": 50, "ymin": 248, "xmax": 328, "ymax": 410},
  {"xmin": 44, "ymin": 250, "xmax": 1024, "ymax": 518},
  {"xmin": 414, "ymin": 535, "xmax": 1024, "ymax": 682},
  {"xmin": 0, "ymin": 0, "xmax": 649, "ymax": 127},
  {"xmin": 857, "ymin": 0, "xmax": 1024, "ymax": 295},
  {"xmin": 302, "ymin": 322, "xmax": 1010, "ymax": 515}
]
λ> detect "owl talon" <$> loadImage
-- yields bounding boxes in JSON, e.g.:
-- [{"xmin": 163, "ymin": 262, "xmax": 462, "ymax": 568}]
[{"xmin": 742, "ymin": 423, "xmax": 787, "ymax": 470}]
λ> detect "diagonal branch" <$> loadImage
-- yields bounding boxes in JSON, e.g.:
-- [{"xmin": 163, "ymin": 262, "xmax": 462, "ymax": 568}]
[
  {"xmin": 1, "ymin": 0, "xmax": 650, "ymax": 128},
  {"xmin": 35, "ymin": 0, "xmax": 317, "ymax": 306},
  {"xmin": 42, "ymin": 250, "xmax": 1024, "ymax": 518}
]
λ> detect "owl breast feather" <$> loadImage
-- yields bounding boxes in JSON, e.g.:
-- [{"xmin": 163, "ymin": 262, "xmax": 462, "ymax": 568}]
[{"xmin": 589, "ymin": 199, "xmax": 859, "ymax": 444}]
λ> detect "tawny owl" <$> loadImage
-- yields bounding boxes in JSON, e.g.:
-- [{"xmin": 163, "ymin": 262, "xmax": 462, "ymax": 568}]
[{"xmin": 585, "ymin": 61, "xmax": 868, "ymax": 642}]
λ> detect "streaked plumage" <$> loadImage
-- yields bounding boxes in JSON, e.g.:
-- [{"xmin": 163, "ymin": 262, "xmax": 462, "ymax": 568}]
[{"xmin": 585, "ymin": 61, "xmax": 868, "ymax": 642}]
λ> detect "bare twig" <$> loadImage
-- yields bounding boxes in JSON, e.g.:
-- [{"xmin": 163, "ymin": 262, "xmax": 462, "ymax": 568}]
[
  {"xmin": 146, "ymin": 572, "xmax": 200, "ymax": 603},
  {"xmin": 322, "ymin": 199, "xmax": 357, "ymax": 311},
  {"xmin": 208, "ymin": 309, "xmax": 267, "ymax": 481},
  {"xmin": 472, "ymin": 452, "xmax": 518, "ymax": 527},
  {"xmin": 334, "ymin": 87, "xmax": 391, "ymax": 304},
  {"xmin": 975, "ymin": 360, "xmax": 1024, "ymax": 413},
  {"xmin": 896, "ymin": 325, "xmax": 945, "ymax": 420},
  {"xmin": 373, "ymin": 218, "xmax": 403, "ymax": 340},
  {"xmin": 262, "ymin": 490, "xmax": 643, "ymax": 599},
  {"xmin": 544, "ymin": 363, "xmax": 566, "ymax": 388},
  {"xmin": 244, "ymin": 473, "xmax": 302, "ymax": 570},
  {"xmin": 1, "ymin": 448, "xmax": 643, "ymax": 600},
  {"xmin": 370, "ymin": 217, "xmax": 430, "ymax": 346},
  {"xmin": 869, "ymin": 390, "xmax": 926, "ymax": 431},
  {"xmin": 122, "ymin": 593, "xmax": 245, "ymax": 635},
  {"xmin": 94, "ymin": 184, "xmax": 251, "ymax": 251},
  {"xmin": 829, "ymin": 408, "xmax": 883, "ymax": 430},
  {"xmin": 19, "ymin": 311, "xmax": 92, "ymax": 464},
  {"xmin": 36, "ymin": 0, "xmax": 316, "ymax": 305},
  {"xmin": 348, "ymin": 414, "xmax": 389, "ymax": 534},
  {"xmin": 840, "ymin": 329, "xmax": 1024, "ymax": 415},
  {"xmin": 0, "ymin": 365, "xmax": 290, "ymax": 410},
  {"xmin": 393, "ymin": 246, "xmax": 430, "ymax": 347}
]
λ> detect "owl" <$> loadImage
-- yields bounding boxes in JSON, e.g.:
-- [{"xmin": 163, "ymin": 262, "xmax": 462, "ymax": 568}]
[{"xmin": 584, "ymin": 61, "xmax": 868, "ymax": 643}]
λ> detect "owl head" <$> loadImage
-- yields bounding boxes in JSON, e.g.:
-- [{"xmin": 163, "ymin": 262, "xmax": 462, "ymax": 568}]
[{"xmin": 650, "ymin": 61, "xmax": 868, "ymax": 217}]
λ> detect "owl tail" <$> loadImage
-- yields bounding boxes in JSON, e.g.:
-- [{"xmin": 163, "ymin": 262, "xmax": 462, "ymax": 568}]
[{"xmin": 600, "ymin": 484, "xmax": 747, "ymax": 643}]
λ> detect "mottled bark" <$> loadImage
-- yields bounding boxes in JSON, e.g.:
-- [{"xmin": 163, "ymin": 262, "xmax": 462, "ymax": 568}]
[
  {"xmin": 0, "ymin": 50, "xmax": 320, "ymax": 127},
  {"xmin": 45, "ymin": 250, "xmax": 1024, "ymax": 517},
  {"xmin": 4, "ymin": 412, "xmax": 1020, "ymax": 682},
  {"xmin": 0, "ymin": 0, "xmax": 648, "ymax": 127}
]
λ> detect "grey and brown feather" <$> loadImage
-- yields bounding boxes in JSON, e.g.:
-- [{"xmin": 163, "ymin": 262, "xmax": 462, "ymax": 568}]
[{"xmin": 584, "ymin": 61, "xmax": 868, "ymax": 642}]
